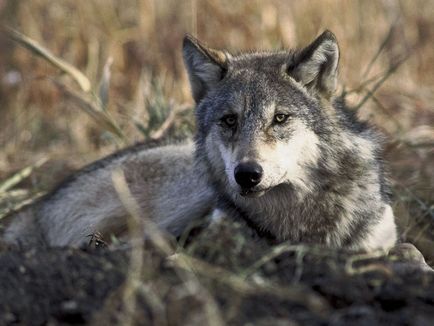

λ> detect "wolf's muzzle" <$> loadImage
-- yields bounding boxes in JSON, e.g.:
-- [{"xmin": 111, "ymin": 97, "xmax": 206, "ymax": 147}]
[{"xmin": 234, "ymin": 162, "xmax": 263, "ymax": 189}]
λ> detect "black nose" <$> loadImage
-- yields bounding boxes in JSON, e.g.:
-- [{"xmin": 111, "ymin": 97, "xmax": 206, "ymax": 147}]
[{"xmin": 234, "ymin": 162, "xmax": 263, "ymax": 189}]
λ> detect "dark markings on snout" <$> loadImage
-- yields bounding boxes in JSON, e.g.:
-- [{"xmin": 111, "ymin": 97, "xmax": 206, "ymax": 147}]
[{"xmin": 234, "ymin": 162, "xmax": 263, "ymax": 189}]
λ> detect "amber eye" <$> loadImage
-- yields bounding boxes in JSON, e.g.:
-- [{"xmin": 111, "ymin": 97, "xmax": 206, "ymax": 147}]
[
  {"xmin": 221, "ymin": 115, "xmax": 237, "ymax": 128},
  {"xmin": 274, "ymin": 113, "xmax": 289, "ymax": 124}
]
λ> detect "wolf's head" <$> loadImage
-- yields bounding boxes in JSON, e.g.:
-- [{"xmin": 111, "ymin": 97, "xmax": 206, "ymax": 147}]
[{"xmin": 183, "ymin": 31, "xmax": 340, "ymax": 198}]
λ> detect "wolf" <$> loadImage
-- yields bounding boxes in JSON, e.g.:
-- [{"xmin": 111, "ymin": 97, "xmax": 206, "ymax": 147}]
[
  {"xmin": 185, "ymin": 30, "xmax": 397, "ymax": 250},
  {"xmin": 1, "ymin": 30, "xmax": 397, "ymax": 251},
  {"xmin": 1, "ymin": 141, "xmax": 214, "ymax": 247}
]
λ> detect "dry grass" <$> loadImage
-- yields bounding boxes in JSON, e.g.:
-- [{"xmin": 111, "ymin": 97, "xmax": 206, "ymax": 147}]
[{"xmin": 0, "ymin": 0, "xmax": 433, "ymax": 260}]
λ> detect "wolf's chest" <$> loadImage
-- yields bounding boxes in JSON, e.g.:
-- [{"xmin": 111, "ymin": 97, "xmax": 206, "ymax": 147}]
[{"xmin": 234, "ymin": 195, "xmax": 335, "ymax": 244}]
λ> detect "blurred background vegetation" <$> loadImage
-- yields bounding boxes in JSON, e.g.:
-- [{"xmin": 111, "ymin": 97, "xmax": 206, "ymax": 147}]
[{"xmin": 0, "ymin": 0, "xmax": 433, "ymax": 260}]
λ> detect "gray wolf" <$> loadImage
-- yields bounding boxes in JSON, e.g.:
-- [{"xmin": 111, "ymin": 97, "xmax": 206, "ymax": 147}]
[
  {"xmin": 1, "ymin": 141, "xmax": 214, "ymax": 247},
  {"xmin": 1, "ymin": 30, "xmax": 397, "ymax": 251}
]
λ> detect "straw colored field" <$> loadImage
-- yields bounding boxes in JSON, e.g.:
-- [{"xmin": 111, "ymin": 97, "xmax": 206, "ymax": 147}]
[{"xmin": 0, "ymin": 1, "xmax": 433, "ymax": 261}]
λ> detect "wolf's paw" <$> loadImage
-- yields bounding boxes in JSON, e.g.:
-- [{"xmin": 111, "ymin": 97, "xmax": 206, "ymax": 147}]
[{"xmin": 388, "ymin": 243, "xmax": 433, "ymax": 272}]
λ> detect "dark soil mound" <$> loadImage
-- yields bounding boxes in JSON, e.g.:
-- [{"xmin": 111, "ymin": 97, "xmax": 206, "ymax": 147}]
[{"xmin": 0, "ymin": 219, "xmax": 433, "ymax": 325}]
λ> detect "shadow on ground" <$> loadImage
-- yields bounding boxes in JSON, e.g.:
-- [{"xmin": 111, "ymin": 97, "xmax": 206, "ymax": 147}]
[{"xmin": 0, "ymin": 218, "xmax": 433, "ymax": 326}]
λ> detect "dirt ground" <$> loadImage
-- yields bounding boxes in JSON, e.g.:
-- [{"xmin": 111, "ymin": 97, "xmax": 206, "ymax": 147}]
[{"xmin": 0, "ymin": 218, "xmax": 433, "ymax": 326}]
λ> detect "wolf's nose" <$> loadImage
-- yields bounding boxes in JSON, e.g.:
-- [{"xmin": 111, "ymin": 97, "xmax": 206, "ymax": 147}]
[{"xmin": 234, "ymin": 162, "xmax": 263, "ymax": 189}]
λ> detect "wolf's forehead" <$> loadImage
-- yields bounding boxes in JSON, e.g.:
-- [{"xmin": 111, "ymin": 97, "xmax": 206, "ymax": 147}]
[
  {"xmin": 225, "ymin": 51, "xmax": 298, "ymax": 92},
  {"xmin": 219, "ymin": 79, "xmax": 276, "ymax": 115},
  {"xmin": 221, "ymin": 72, "xmax": 299, "ymax": 112},
  {"xmin": 230, "ymin": 51, "xmax": 294, "ymax": 70},
  {"xmin": 210, "ymin": 51, "xmax": 309, "ymax": 115}
]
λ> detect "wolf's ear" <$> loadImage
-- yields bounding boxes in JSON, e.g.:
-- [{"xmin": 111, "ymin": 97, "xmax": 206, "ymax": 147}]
[
  {"xmin": 183, "ymin": 35, "xmax": 229, "ymax": 103},
  {"xmin": 289, "ymin": 30, "xmax": 339, "ymax": 97}
]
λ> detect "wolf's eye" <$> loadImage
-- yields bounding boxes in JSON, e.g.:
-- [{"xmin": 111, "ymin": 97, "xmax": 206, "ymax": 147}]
[
  {"xmin": 221, "ymin": 115, "xmax": 237, "ymax": 128},
  {"xmin": 274, "ymin": 114, "xmax": 289, "ymax": 124}
]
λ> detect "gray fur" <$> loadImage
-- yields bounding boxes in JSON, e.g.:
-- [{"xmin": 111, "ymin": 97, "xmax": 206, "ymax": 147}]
[
  {"xmin": 1, "ymin": 31, "xmax": 397, "ymax": 251},
  {"xmin": 187, "ymin": 30, "xmax": 396, "ymax": 250},
  {"xmin": 291, "ymin": 30, "xmax": 339, "ymax": 97},
  {"xmin": 183, "ymin": 35, "xmax": 229, "ymax": 103},
  {"xmin": 2, "ymin": 142, "xmax": 215, "ymax": 247}
]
